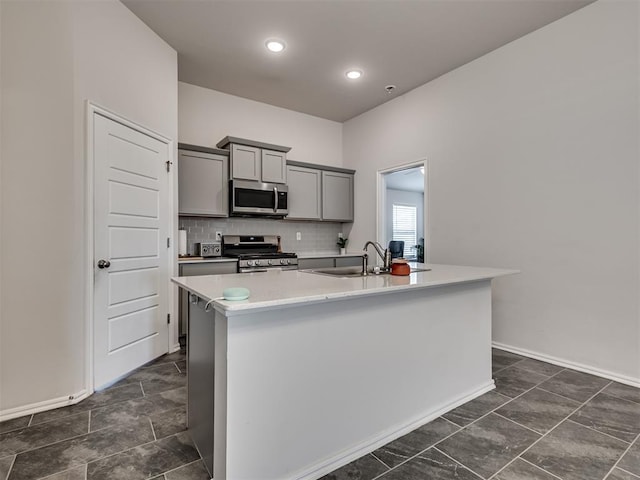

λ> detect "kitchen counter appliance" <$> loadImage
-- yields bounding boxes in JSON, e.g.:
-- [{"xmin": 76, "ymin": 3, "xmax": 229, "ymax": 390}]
[
  {"xmin": 222, "ymin": 235, "xmax": 298, "ymax": 273},
  {"xmin": 230, "ymin": 180, "xmax": 288, "ymax": 217},
  {"xmin": 196, "ymin": 241, "xmax": 222, "ymax": 257}
]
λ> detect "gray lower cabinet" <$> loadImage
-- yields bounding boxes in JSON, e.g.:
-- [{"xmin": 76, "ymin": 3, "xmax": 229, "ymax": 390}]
[
  {"xmin": 322, "ymin": 171, "xmax": 354, "ymax": 222},
  {"xmin": 286, "ymin": 165, "xmax": 322, "ymax": 220},
  {"xmin": 178, "ymin": 149, "xmax": 228, "ymax": 217},
  {"xmin": 335, "ymin": 256, "xmax": 361, "ymax": 267},
  {"xmin": 178, "ymin": 261, "xmax": 237, "ymax": 335},
  {"xmin": 298, "ymin": 256, "xmax": 362, "ymax": 270}
]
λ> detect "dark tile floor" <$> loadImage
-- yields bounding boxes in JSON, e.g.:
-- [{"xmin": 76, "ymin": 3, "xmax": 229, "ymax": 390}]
[
  {"xmin": 322, "ymin": 349, "xmax": 640, "ymax": 480},
  {"xmin": 0, "ymin": 349, "xmax": 210, "ymax": 480},
  {"xmin": 1, "ymin": 348, "xmax": 638, "ymax": 480}
]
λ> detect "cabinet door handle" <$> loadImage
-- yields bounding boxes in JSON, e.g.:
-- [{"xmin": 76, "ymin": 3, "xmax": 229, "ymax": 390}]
[{"xmin": 97, "ymin": 259, "xmax": 111, "ymax": 269}]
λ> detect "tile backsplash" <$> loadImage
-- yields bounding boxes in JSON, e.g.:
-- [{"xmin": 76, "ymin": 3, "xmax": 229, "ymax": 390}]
[{"xmin": 179, "ymin": 217, "xmax": 344, "ymax": 255}]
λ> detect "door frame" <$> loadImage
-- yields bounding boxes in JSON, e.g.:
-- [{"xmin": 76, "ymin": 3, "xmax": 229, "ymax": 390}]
[
  {"xmin": 376, "ymin": 158, "xmax": 429, "ymax": 263},
  {"xmin": 85, "ymin": 102, "xmax": 175, "ymax": 394}
]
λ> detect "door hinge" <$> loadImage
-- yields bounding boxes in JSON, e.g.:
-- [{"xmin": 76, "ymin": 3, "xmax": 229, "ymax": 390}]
[
  {"xmin": 166, "ymin": 160, "xmax": 173, "ymax": 172},
  {"xmin": 167, "ymin": 313, "xmax": 171, "ymax": 324},
  {"xmin": 167, "ymin": 237, "xmax": 171, "ymax": 248}
]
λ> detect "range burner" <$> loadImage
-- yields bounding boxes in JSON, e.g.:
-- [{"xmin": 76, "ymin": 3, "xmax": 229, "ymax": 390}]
[{"xmin": 222, "ymin": 235, "xmax": 298, "ymax": 273}]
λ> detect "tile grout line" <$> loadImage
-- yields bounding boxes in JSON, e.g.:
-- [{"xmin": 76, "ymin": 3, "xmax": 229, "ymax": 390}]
[
  {"xmin": 565, "ymin": 418, "xmax": 632, "ymax": 446},
  {"xmin": 432, "ymin": 446, "xmax": 488, "ymax": 479},
  {"xmin": 372, "ymin": 367, "xmax": 570, "ymax": 480},
  {"xmin": 149, "ymin": 418, "xmax": 157, "ymax": 441},
  {"xmin": 173, "ymin": 362, "xmax": 181, "ymax": 374},
  {"xmin": 6, "ymin": 410, "xmax": 161, "ymax": 461},
  {"xmin": 596, "ymin": 386, "xmax": 640, "ymax": 406},
  {"xmin": 87, "ymin": 410, "xmax": 91, "ymax": 434},
  {"xmin": 533, "ymin": 386, "xmax": 584, "ymax": 405},
  {"xmin": 486, "ymin": 380, "xmax": 614, "ymax": 480},
  {"xmin": 440, "ymin": 415, "xmax": 464, "ymax": 428},
  {"xmin": 161, "ymin": 459, "xmax": 203, "ymax": 476},
  {"xmin": 492, "ymin": 411, "xmax": 545, "ymax": 436},
  {"xmin": 4, "ymin": 454, "xmax": 16, "ymax": 480},
  {"xmin": 602, "ymin": 432, "xmax": 640, "ymax": 480},
  {"xmin": 535, "ymin": 385, "xmax": 604, "ymax": 405},
  {"xmin": 617, "ymin": 466, "xmax": 640, "ymax": 479},
  {"xmin": 370, "ymin": 452, "xmax": 392, "ymax": 470},
  {"xmin": 140, "ymin": 381, "xmax": 146, "ymax": 397},
  {"xmin": 518, "ymin": 457, "xmax": 564, "ymax": 480},
  {"xmin": 83, "ymin": 431, "xmax": 185, "ymax": 474},
  {"xmin": 84, "ymin": 462, "xmax": 88, "ymax": 480},
  {"xmin": 26, "ymin": 414, "xmax": 34, "ymax": 428},
  {"xmin": 4, "ymin": 412, "xmax": 96, "ymax": 458},
  {"xmin": 369, "ymin": 422, "xmax": 464, "ymax": 480}
]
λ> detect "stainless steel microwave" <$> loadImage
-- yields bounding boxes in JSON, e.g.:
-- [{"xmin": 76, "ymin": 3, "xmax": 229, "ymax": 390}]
[{"xmin": 230, "ymin": 180, "xmax": 288, "ymax": 217}]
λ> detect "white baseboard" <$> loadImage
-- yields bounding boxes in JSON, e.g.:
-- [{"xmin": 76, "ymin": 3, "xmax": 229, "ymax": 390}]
[
  {"xmin": 170, "ymin": 342, "xmax": 182, "ymax": 353},
  {"xmin": 294, "ymin": 381, "xmax": 495, "ymax": 480},
  {"xmin": 0, "ymin": 389, "xmax": 91, "ymax": 422},
  {"xmin": 493, "ymin": 341, "xmax": 640, "ymax": 388}
]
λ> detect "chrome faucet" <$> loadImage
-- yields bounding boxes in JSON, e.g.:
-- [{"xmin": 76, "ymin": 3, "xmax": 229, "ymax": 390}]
[{"xmin": 362, "ymin": 241, "xmax": 391, "ymax": 275}]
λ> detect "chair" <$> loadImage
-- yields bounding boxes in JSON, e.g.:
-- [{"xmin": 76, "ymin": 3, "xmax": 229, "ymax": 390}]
[{"xmin": 388, "ymin": 241, "xmax": 405, "ymax": 259}]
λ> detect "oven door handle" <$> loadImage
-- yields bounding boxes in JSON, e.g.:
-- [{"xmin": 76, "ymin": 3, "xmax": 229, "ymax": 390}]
[{"xmin": 273, "ymin": 186, "xmax": 278, "ymax": 213}]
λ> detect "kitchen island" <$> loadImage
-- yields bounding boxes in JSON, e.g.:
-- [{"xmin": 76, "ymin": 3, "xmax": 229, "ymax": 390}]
[{"xmin": 172, "ymin": 263, "xmax": 516, "ymax": 480}]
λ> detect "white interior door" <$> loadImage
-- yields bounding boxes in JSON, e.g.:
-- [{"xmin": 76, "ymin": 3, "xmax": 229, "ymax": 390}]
[{"xmin": 93, "ymin": 113, "xmax": 170, "ymax": 389}]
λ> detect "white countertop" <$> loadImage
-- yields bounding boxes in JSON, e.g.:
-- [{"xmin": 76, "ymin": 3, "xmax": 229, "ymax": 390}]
[{"xmin": 171, "ymin": 263, "xmax": 518, "ymax": 316}]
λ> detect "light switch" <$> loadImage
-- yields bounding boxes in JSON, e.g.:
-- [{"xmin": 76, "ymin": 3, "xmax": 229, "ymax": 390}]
[{"xmin": 296, "ymin": 232, "xmax": 302, "ymax": 241}]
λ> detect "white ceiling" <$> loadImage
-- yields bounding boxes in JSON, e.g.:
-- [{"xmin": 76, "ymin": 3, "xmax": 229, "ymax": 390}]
[
  {"xmin": 386, "ymin": 167, "xmax": 425, "ymax": 193},
  {"xmin": 123, "ymin": 0, "xmax": 593, "ymax": 122}
]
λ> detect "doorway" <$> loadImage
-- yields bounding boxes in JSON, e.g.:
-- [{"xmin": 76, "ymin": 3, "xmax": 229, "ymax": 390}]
[{"xmin": 377, "ymin": 161, "xmax": 427, "ymax": 262}]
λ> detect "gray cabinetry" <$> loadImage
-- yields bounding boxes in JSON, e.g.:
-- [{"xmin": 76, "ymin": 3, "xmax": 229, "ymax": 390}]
[
  {"xmin": 178, "ymin": 261, "xmax": 237, "ymax": 334},
  {"xmin": 298, "ymin": 256, "xmax": 362, "ymax": 270},
  {"xmin": 286, "ymin": 165, "xmax": 322, "ymax": 220},
  {"xmin": 218, "ymin": 136, "xmax": 290, "ymax": 184},
  {"xmin": 261, "ymin": 150, "xmax": 287, "ymax": 184},
  {"xmin": 178, "ymin": 147, "xmax": 228, "ymax": 217},
  {"xmin": 322, "ymin": 171, "xmax": 354, "ymax": 222},
  {"xmin": 335, "ymin": 256, "xmax": 361, "ymax": 267},
  {"xmin": 286, "ymin": 161, "xmax": 355, "ymax": 222},
  {"xmin": 230, "ymin": 144, "xmax": 261, "ymax": 181}
]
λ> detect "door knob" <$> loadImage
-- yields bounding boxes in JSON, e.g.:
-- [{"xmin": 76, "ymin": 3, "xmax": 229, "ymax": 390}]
[{"xmin": 97, "ymin": 259, "xmax": 111, "ymax": 269}]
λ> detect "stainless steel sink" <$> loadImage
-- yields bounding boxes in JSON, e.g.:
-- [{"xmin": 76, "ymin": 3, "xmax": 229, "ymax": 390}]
[{"xmin": 301, "ymin": 266, "xmax": 431, "ymax": 278}]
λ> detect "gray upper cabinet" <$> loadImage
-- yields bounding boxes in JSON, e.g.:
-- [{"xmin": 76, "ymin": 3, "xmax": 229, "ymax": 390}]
[
  {"xmin": 218, "ymin": 137, "xmax": 290, "ymax": 184},
  {"xmin": 230, "ymin": 145, "xmax": 286, "ymax": 183},
  {"xmin": 286, "ymin": 165, "xmax": 322, "ymax": 220},
  {"xmin": 322, "ymin": 171, "xmax": 354, "ymax": 222},
  {"xmin": 178, "ymin": 148, "xmax": 229, "ymax": 217},
  {"xmin": 230, "ymin": 144, "xmax": 261, "ymax": 181},
  {"xmin": 261, "ymin": 150, "xmax": 287, "ymax": 184}
]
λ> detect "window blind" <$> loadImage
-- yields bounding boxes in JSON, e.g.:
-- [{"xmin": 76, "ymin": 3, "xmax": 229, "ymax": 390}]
[{"xmin": 392, "ymin": 204, "xmax": 417, "ymax": 258}]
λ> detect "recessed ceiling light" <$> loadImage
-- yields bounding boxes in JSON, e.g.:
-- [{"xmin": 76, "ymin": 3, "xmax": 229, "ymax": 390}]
[
  {"xmin": 345, "ymin": 69, "xmax": 363, "ymax": 80},
  {"xmin": 265, "ymin": 39, "xmax": 285, "ymax": 53}
]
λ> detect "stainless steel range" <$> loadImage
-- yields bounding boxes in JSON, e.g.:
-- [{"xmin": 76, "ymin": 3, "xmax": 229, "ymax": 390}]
[{"xmin": 222, "ymin": 235, "xmax": 298, "ymax": 273}]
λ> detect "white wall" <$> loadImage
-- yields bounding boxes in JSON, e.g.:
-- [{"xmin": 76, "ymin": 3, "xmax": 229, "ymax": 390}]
[
  {"xmin": 0, "ymin": 0, "xmax": 177, "ymax": 415},
  {"xmin": 178, "ymin": 82, "xmax": 343, "ymax": 167},
  {"xmin": 344, "ymin": 0, "xmax": 640, "ymax": 383}
]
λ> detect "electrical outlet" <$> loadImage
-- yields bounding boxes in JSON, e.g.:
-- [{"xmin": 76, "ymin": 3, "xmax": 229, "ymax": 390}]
[
  {"xmin": 296, "ymin": 232, "xmax": 302, "ymax": 241},
  {"xmin": 338, "ymin": 232, "xmax": 343, "ymax": 239},
  {"xmin": 215, "ymin": 231, "xmax": 222, "ymax": 241}
]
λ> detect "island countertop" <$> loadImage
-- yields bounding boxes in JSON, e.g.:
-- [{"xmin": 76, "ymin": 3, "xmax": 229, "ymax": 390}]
[{"xmin": 171, "ymin": 263, "xmax": 517, "ymax": 316}]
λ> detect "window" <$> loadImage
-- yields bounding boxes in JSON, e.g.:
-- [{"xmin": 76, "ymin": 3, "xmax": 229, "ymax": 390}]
[{"xmin": 392, "ymin": 204, "xmax": 417, "ymax": 258}]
